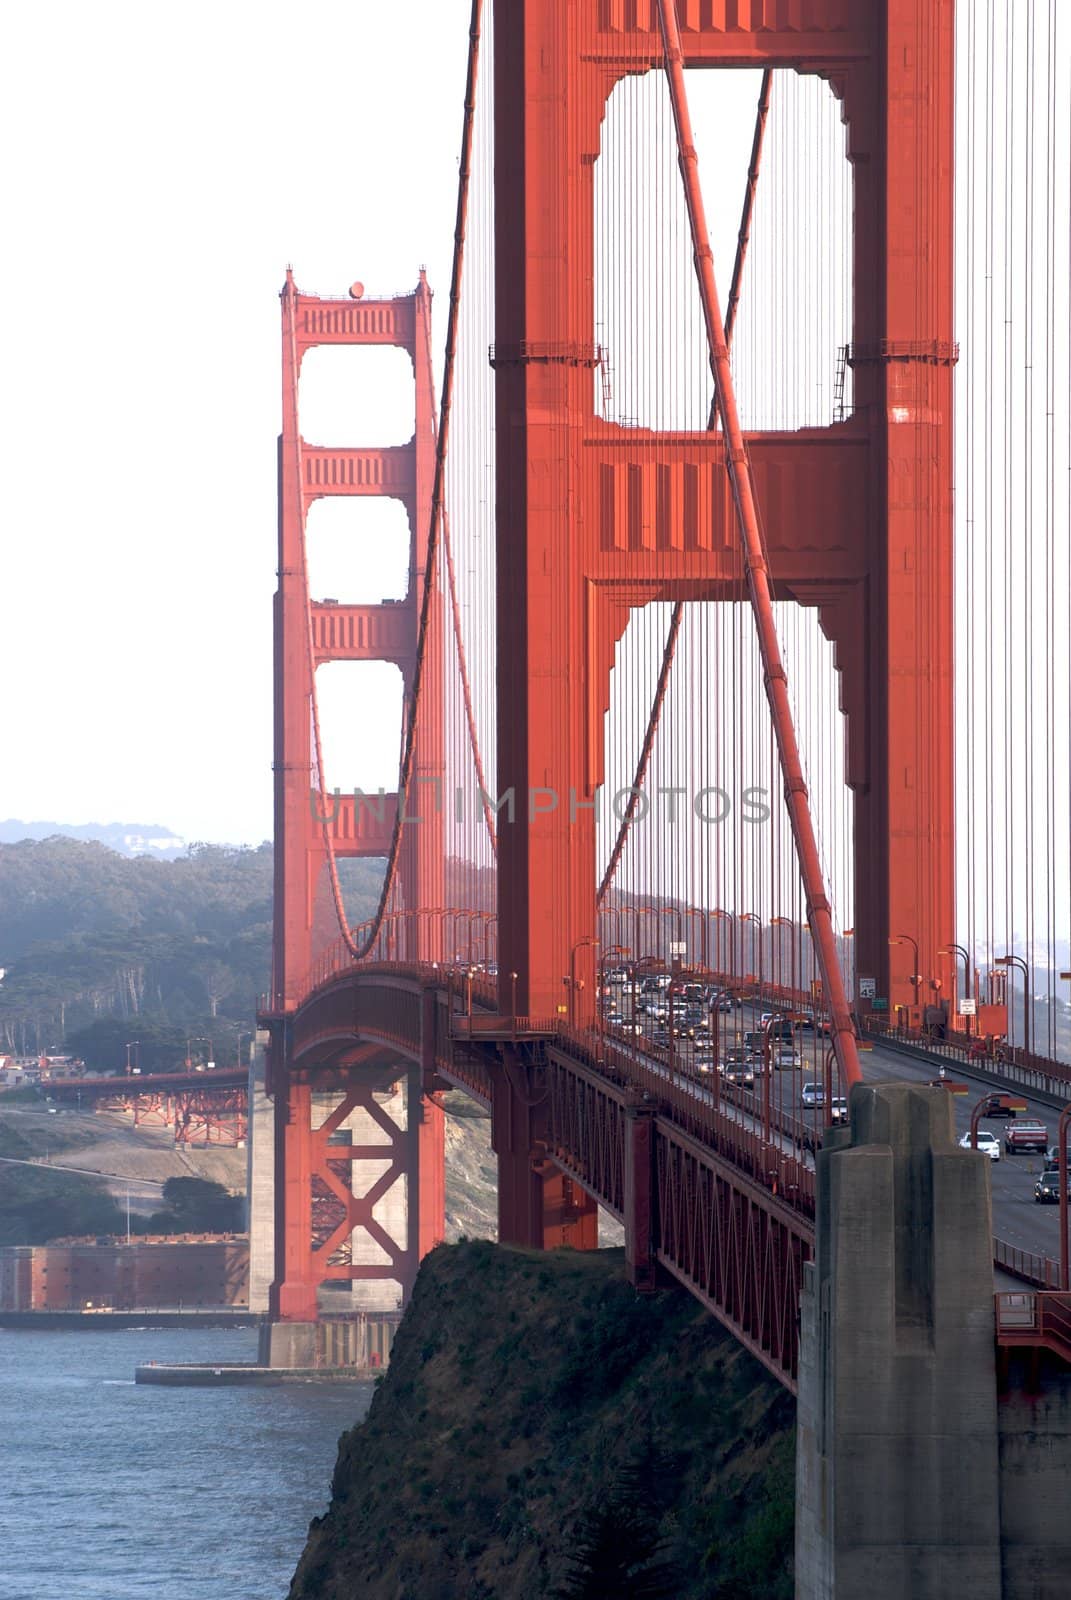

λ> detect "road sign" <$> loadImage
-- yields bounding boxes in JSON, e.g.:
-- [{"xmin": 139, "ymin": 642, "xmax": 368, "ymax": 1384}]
[
  {"xmin": 872, "ymin": 996, "xmax": 889, "ymax": 1011},
  {"xmin": 959, "ymin": 998, "xmax": 977, "ymax": 1016},
  {"xmin": 859, "ymin": 977, "xmax": 876, "ymax": 998},
  {"xmin": 669, "ymin": 941, "xmax": 687, "ymax": 956}
]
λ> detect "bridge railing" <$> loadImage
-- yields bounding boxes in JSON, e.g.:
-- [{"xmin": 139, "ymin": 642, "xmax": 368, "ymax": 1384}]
[
  {"xmin": 993, "ymin": 1239, "xmax": 1063, "ymax": 1290},
  {"xmin": 557, "ymin": 1023, "xmax": 816, "ymax": 1218},
  {"xmin": 865, "ymin": 1016, "xmax": 1071, "ymax": 1094},
  {"xmin": 996, "ymin": 1290, "xmax": 1071, "ymax": 1363}
]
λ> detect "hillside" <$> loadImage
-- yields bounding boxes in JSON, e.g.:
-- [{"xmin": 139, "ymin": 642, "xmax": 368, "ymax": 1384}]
[
  {"xmin": 0, "ymin": 818, "xmax": 189, "ymax": 859},
  {"xmin": 0, "ymin": 1094, "xmax": 501, "ymax": 1248},
  {"xmin": 0, "ymin": 836, "xmax": 384, "ymax": 1063},
  {"xmin": 0, "ymin": 1104, "xmax": 250, "ymax": 1243},
  {"xmin": 288, "ymin": 1242, "xmax": 795, "ymax": 1600}
]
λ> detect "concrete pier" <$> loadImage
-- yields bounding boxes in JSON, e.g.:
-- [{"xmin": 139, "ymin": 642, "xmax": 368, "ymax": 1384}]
[
  {"xmin": 258, "ymin": 1311, "xmax": 399, "ymax": 1371},
  {"xmin": 796, "ymin": 1081, "xmax": 1003, "ymax": 1599}
]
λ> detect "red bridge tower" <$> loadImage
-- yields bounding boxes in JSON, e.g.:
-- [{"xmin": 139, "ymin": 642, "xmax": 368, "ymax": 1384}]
[{"xmin": 268, "ymin": 273, "xmax": 445, "ymax": 1330}]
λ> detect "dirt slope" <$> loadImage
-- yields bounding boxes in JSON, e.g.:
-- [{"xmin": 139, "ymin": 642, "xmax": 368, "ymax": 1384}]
[{"xmin": 0, "ymin": 1106, "xmax": 245, "ymax": 1205}]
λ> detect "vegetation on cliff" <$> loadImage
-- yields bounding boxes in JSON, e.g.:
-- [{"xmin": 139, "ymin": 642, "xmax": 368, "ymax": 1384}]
[{"xmin": 289, "ymin": 1242, "xmax": 795, "ymax": 1599}]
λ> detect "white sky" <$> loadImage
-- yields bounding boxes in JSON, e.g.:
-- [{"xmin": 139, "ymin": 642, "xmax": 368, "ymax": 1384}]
[
  {"xmin": 2, "ymin": 0, "xmax": 1066, "ymax": 996},
  {"xmin": 0, "ymin": 0, "xmax": 471, "ymax": 844}
]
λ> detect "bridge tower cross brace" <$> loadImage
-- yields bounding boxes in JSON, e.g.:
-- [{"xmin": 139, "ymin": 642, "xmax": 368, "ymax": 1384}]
[{"xmin": 492, "ymin": 0, "xmax": 955, "ymax": 1032}]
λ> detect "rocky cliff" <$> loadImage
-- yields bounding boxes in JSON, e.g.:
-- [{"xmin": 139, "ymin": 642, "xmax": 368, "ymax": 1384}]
[{"xmin": 289, "ymin": 1241, "xmax": 795, "ymax": 1599}]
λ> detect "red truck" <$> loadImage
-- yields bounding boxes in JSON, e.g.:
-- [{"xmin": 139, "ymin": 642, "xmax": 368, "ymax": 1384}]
[{"xmin": 1004, "ymin": 1121, "xmax": 1049, "ymax": 1155}]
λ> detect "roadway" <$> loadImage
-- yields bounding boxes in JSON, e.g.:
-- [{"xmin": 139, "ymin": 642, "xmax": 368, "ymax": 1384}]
[
  {"xmin": 602, "ymin": 984, "xmax": 1065, "ymax": 1272},
  {"xmin": 862, "ymin": 1036, "xmax": 1064, "ymax": 1269}
]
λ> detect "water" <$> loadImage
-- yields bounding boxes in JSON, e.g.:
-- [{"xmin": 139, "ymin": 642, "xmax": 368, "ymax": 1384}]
[{"xmin": 0, "ymin": 1328, "xmax": 373, "ymax": 1600}]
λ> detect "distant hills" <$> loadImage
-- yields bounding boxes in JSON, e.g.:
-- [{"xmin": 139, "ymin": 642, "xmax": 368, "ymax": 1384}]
[
  {"xmin": 0, "ymin": 819, "xmax": 188, "ymax": 859},
  {"xmin": 0, "ymin": 835, "xmax": 384, "ymax": 1068}
]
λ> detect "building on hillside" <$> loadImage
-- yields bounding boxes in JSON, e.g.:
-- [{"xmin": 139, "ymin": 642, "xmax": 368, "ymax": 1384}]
[
  {"xmin": 0, "ymin": 1236, "xmax": 249, "ymax": 1312},
  {"xmin": 0, "ymin": 1062, "xmax": 40, "ymax": 1087}
]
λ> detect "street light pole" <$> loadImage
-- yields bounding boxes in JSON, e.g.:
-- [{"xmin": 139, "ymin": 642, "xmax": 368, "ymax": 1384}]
[
  {"xmin": 771, "ymin": 916, "xmax": 797, "ymax": 1002},
  {"xmin": 568, "ymin": 936, "xmax": 598, "ymax": 1028},
  {"xmin": 711, "ymin": 909, "xmax": 736, "ymax": 984},
  {"xmin": 938, "ymin": 944, "xmax": 973, "ymax": 1036},
  {"xmin": 685, "ymin": 909, "xmax": 708, "ymax": 968},
  {"xmin": 760, "ymin": 1013, "xmax": 783, "ymax": 1142},
  {"xmin": 995, "ymin": 954, "xmax": 1033, "ymax": 1058},
  {"xmin": 888, "ymin": 934, "xmax": 921, "ymax": 1016},
  {"xmin": 741, "ymin": 912, "xmax": 763, "ymax": 1001},
  {"xmin": 1057, "ymin": 1103, "xmax": 1071, "ymax": 1292}
]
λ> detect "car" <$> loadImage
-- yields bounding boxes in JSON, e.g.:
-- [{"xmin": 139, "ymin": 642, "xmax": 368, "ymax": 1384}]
[
  {"xmin": 800, "ymin": 1082, "xmax": 847, "ymax": 1113},
  {"xmin": 1034, "ymin": 1169, "xmax": 1070, "ymax": 1204},
  {"xmin": 980, "ymin": 1094, "xmax": 1019, "ymax": 1119},
  {"xmin": 723, "ymin": 1045, "xmax": 752, "ymax": 1067},
  {"xmin": 958, "ymin": 1129, "xmax": 1001, "ymax": 1161},
  {"xmin": 673, "ymin": 1008, "xmax": 709, "ymax": 1039},
  {"xmin": 722, "ymin": 1064, "xmax": 756, "ymax": 1087},
  {"xmin": 691, "ymin": 1048, "xmax": 718, "ymax": 1074},
  {"xmin": 773, "ymin": 1046, "xmax": 802, "ymax": 1070},
  {"xmin": 1005, "ymin": 1122, "xmax": 1049, "ymax": 1154}
]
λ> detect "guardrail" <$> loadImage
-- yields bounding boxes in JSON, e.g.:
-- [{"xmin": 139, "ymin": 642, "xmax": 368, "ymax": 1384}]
[
  {"xmin": 865, "ymin": 1018, "xmax": 1071, "ymax": 1099},
  {"xmin": 993, "ymin": 1238, "xmax": 1062, "ymax": 1289},
  {"xmin": 996, "ymin": 1290, "xmax": 1071, "ymax": 1363}
]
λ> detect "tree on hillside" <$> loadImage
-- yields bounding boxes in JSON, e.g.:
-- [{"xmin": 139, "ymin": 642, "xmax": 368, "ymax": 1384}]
[
  {"xmin": 62, "ymin": 1018, "xmax": 194, "ymax": 1074},
  {"xmin": 0, "ymin": 837, "xmax": 387, "ymax": 1051},
  {"xmin": 199, "ymin": 959, "xmax": 235, "ymax": 1019},
  {"xmin": 555, "ymin": 1467, "xmax": 681, "ymax": 1599},
  {"xmin": 0, "ymin": 1165, "xmax": 126, "ymax": 1245},
  {"xmin": 148, "ymin": 1176, "xmax": 243, "ymax": 1234}
]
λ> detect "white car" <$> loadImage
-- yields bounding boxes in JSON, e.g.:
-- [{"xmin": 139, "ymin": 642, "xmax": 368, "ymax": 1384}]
[
  {"xmin": 800, "ymin": 1082, "xmax": 849, "ymax": 1121},
  {"xmin": 959, "ymin": 1129, "xmax": 1001, "ymax": 1162}
]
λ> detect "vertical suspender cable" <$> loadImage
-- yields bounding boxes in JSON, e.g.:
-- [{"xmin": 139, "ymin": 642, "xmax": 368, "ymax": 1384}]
[
  {"xmin": 655, "ymin": 0, "xmax": 861, "ymax": 1086},
  {"xmin": 598, "ymin": 69, "xmax": 774, "ymax": 909},
  {"xmin": 307, "ymin": 0, "xmax": 485, "ymax": 959}
]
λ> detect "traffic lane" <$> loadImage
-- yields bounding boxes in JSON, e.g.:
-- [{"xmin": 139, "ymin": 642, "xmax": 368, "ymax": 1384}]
[
  {"xmin": 620, "ymin": 1005, "xmax": 1064, "ymax": 1255},
  {"xmin": 601, "ymin": 1034, "xmax": 814, "ymax": 1167},
  {"xmin": 863, "ymin": 1042, "xmax": 1064, "ymax": 1261},
  {"xmin": 612, "ymin": 1020, "xmax": 1064, "ymax": 1266}
]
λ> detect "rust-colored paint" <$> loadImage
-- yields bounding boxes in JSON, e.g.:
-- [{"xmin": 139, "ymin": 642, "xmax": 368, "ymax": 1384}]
[
  {"xmin": 492, "ymin": 0, "xmax": 955, "ymax": 1027},
  {"xmin": 270, "ymin": 277, "xmax": 446, "ymax": 1323}
]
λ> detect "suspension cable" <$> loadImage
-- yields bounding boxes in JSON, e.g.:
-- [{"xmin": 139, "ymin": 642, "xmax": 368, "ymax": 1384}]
[
  {"xmin": 441, "ymin": 500, "xmax": 497, "ymax": 853},
  {"xmin": 655, "ymin": 0, "xmax": 861, "ymax": 1086},
  {"xmin": 306, "ymin": 0, "xmax": 486, "ymax": 958},
  {"xmin": 597, "ymin": 67, "xmax": 773, "ymax": 911}
]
